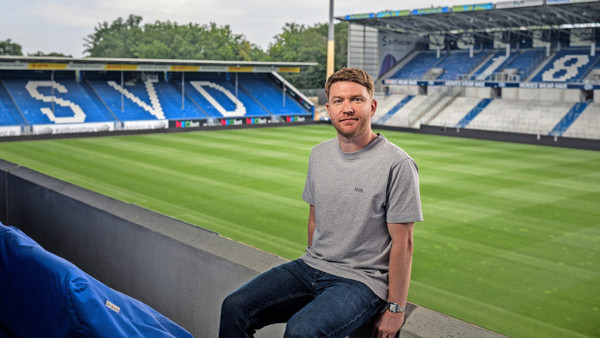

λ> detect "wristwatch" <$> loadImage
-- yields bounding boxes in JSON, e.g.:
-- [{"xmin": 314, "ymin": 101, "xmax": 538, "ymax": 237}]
[{"xmin": 387, "ymin": 302, "xmax": 405, "ymax": 313}]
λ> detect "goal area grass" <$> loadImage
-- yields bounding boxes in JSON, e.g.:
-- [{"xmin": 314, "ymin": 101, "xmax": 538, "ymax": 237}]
[{"xmin": 0, "ymin": 124, "xmax": 598, "ymax": 337}]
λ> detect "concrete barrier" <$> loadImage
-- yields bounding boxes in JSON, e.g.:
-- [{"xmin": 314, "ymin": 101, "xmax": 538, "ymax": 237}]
[{"xmin": 0, "ymin": 159, "xmax": 503, "ymax": 337}]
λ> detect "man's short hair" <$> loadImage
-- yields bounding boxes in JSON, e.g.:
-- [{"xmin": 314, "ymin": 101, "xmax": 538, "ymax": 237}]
[{"xmin": 325, "ymin": 68, "xmax": 375, "ymax": 101}]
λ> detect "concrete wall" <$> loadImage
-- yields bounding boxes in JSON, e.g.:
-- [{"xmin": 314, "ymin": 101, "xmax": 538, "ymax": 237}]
[
  {"xmin": 0, "ymin": 159, "xmax": 504, "ymax": 338},
  {"xmin": 464, "ymin": 87, "xmax": 493, "ymax": 99},
  {"xmin": 499, "ymin": 87, "xmax": 582, "ymax": 102}
]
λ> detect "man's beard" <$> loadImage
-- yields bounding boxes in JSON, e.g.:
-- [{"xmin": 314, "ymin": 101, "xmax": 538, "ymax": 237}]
[{"xmin": 332, "ymin": 117, "xmax": 370, "ymax": 139}]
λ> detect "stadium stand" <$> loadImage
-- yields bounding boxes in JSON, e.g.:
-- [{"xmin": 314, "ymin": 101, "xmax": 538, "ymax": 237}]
[
  {"xmin": 0, "ymin": 222, "xmax": 192, "ymax": 337},
  {"xmin": 0, "ymin": 4, "xmax": 597, "ymax": 145},
  {"xmin": 0, "ymin": 67, "xmax": 312, "ymax": 133},
  {"xmin": 340, "ymin": 1, "xmax": 600, "ymax": 144},
  {"xmin": 377, "ymin": 46, "xmax": 599, "ymax": 140}
]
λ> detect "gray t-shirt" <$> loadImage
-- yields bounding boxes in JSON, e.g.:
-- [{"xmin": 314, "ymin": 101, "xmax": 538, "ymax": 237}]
[{"xmin": 301, "ymin": 134, "xmax": 423, "ymax": 300}]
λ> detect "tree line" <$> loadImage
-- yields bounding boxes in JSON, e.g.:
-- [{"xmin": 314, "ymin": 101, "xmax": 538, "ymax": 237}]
[{"xmin": 1, "ymin": 14, "xmax": 348, "ymax": 89}]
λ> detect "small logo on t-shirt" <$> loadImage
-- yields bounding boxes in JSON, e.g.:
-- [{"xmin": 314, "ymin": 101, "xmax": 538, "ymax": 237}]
[{"xmin": 354, "ymin": 187, "xmax": 364, "ymax": 193}]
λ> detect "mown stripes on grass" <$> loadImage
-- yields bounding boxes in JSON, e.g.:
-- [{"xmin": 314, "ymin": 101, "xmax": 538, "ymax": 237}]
[{"xmin": 0, "ymin": 124, "xmax": 598, "ymax": 337}]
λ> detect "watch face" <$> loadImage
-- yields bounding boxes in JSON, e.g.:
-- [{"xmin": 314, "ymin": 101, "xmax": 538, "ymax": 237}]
[{"xmin": 388, "ymin": 302, "xmax": 404, "ymax": 313}]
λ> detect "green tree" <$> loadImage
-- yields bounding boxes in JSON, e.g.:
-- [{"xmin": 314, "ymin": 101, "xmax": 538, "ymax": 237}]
[
  {"xmin": 0, "ymin": 39, "xmax": 23, "ymax": 56},
  {"xmin": 83, "ymin": 14, "xmax": 347, "ymax": 89},
  {"xmin": 83, "ymin": 15, "xmax": 144, "ymax": 58},
  {"xmin": 268, "ymin": 22, "xmax": 347, "ymax": 89},
  {"xmin": 28, "ymin": 51, "xmax": 71, "ymax": 57},
  {"xmin": 84, "ymin": 15, "xmax": 266, "ymax": 61}
]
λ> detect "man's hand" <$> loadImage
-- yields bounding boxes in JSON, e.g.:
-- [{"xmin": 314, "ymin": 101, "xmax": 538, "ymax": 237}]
[{"xmin": 371, "ymin": 310, "xmax": 404, "ymax": 338}]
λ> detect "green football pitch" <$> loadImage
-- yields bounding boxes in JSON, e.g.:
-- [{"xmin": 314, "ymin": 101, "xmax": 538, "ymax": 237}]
[{"xmin": 0, "ymin": 124, "xmax": 598, "ymax": 337}]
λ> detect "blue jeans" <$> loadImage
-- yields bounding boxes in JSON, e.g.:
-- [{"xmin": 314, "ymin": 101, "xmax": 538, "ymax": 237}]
[{"xmin": 219, "ymin": 259, "xmax": 386, "ymax": 338}]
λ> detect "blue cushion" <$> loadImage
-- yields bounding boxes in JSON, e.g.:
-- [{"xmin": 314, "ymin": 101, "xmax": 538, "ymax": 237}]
[{"xmin": 0, "ymin": 223, "xmax": 192, "ymax": 337}]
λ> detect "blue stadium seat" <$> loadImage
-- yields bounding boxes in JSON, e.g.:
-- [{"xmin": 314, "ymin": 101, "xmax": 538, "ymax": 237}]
[
  {"xmin": 178, "ymin": 80, "xmax": 249, "ymax": 118},
  {"xmin": 155, "ymin": 81, "xmax": 207, "ymax": 120},
  {"xmin": 88, "ymin": 80, "xmax": 166, "ymax": 121},
  {"xmin": 500, "ymin": 48, "xmax": 546, "ymax": 81},
  {"xmin": 389, "ymin": 49, "xmax": 491, "ymax": 80},
  {"xmin": 1, "ymin": 72, "xmax": 311, "ymax": 126},
  {"xmin": 3, "ymin": 79, "xmax": 116, "ymax": 125},
  {"xmin": 0, "ymin": 82, "xmax": 27, "ymax": 126},
  {"xmin": 238, "ymin": 78, "xmax": 309, "ymax": 116},
  {"xmin": 471, "ymin": 50, "xmax": 510, "ymax": 80},
  {"xmin": 390, "ymin": 51, "xmax": 445, "ymax": 80},
  {"xmin": 436, "ymin": 50, "xmax": 492, "ymax": 80},
  {"xmin": 530, "ymin": 47, "xmax": 599, "ymax": 82},
  {"xmin": 0, "ymin": 222, "xmax": 192, "ymax": 337}
]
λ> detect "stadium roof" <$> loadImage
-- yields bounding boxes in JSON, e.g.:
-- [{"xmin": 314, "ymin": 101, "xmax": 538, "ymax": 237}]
[
  {"xmin": 338, "ymin": 0, "xmax": 600, "ymax": 44},
  {"xmin": 0, "ymin": 55, "xmax": 317, "ymax": 73}
]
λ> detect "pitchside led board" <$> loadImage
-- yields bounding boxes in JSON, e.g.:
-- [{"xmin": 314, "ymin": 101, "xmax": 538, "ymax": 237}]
[{"xmin": 168, "ymin": 115, "xmax": 306, "ymax": 129}]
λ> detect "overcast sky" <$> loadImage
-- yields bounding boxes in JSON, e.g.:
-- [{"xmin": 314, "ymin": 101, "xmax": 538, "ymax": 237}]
[{"xmin": 0, "ymin": 0, "xmax": 492, "ymax": 58}]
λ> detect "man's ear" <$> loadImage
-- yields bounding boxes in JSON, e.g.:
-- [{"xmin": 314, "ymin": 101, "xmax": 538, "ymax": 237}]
[{"xmin": 370, "ymin": 99, "xmax": 377, "ymax": 117}]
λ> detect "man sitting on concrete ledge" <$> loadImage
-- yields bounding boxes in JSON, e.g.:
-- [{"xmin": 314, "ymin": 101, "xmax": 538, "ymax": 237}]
[{"xmin": 219, "ymin": 67, "xmax": 423, "ymax": 338}]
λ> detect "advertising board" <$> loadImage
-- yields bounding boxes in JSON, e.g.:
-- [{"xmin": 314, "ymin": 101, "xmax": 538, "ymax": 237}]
[
  {"xmin": 496, "ymin": 0, "xmax": 544, "ymax": 9},
  {"xmin": 31, "ymin": 122, "xmax": 114, "ymax": 135},
  {"xmin": 0, "ymin": 126, "xmax": 22, "ymax": 137},
  {"xmin": 120, "ymin": 120, "xmax": 168, "ymax": 131},
  {"xmin": 169, "ymin": 119, "xmax": 209, "ymax": 129}
]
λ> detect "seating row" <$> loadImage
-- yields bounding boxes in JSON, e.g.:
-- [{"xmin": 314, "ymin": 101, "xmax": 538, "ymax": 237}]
[
  {"xmin": 0, "ymin": 75, "xmax": 310, "ymax": 126},
  {"xmin": 376, "ymin": 94, "xmax": 600, "ymax": 139},
  {"xmin": 388, "ymin": 47, "xmax": 599, "ymax": 83}
]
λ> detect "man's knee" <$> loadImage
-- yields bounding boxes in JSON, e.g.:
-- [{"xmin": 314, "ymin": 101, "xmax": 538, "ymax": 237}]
[
  {"xmin": 221, "ymin": 291, "xmax": 240, "ymax": 312},
  {"xmin": 284, "ymin": 317, "xmax": 321, "ymax": 338},
  {"xmin": 221, "ymin": 289, "xmax": 250, "ymax": 321},
  {"xmin": 219, "ymin": 291, "xmax": 254, "ymax": 337}
]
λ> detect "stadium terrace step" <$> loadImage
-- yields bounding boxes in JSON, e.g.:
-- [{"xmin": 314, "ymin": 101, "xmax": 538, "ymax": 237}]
[
  {"xmin": 549, "ymin": 102, "xmax": 589, "ymax": 137},
  {"xmin": 455, "ymin": 98, "xmax": 493, "ymax": 128},
  {"xmin": 376, "ymin": 95, "xmax": 414, "ymax": 124}
]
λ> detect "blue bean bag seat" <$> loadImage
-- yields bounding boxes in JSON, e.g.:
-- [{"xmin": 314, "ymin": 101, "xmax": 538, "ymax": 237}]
[{"xmin": 0, "ymin": 222, "xmax": 192, "ymax": 337}]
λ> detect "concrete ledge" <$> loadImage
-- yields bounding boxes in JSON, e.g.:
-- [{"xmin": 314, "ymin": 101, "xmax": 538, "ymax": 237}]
[{"xmin": 0, "ymin": 159, "xmax": 504, "ymax": 337}]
